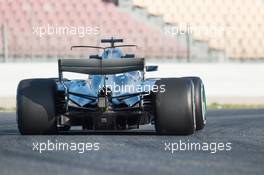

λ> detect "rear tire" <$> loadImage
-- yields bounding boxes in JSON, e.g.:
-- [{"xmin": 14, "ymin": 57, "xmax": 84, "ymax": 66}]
[
  {"xmin": 154, "ymin": 78, "xmax": 195, "ymax": 135},
  {"xmin": 184, "ymin": 77, "xmax": 206, "ymax": 130},
  {"xmin": 17, "ymin": 79, "xmax": 57, "ymax": 134}
]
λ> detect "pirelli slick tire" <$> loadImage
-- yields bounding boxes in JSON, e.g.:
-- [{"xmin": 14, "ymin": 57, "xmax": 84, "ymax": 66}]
[
  {"xmin": 154, "ymin": 78, "xmax": 195, "ymax": 135},
  {"xmin": 17, "ymin": 79, "xmax": 57, "ymax": 135},
  {"xmin": 183, "ymin": 77, "xmax": 206, "ymax": 130}
]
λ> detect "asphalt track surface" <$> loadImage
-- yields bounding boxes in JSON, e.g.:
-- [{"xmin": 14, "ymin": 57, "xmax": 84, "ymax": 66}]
[{"xmin": 0, "ymin": 109, "xmax": 263, "ymax": 175}]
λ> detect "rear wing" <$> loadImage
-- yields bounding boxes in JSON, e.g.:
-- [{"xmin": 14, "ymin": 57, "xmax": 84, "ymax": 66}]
[{"xmin": 58, "ymin": 58, "xmax": 144, "ymax": 80}]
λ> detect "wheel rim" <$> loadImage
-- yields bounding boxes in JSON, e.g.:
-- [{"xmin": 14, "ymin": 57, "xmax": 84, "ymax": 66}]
[
  {"xmin": 201, "ymin": 84, "xmax": 207, "ymax": 124},
  {"xmin": 192, "ymin": 84, "xmax": 196, "ymax": 129}
]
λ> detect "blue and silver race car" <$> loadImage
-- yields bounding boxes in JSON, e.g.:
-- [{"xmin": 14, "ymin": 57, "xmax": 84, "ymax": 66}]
[{"xmin": 16, "ymin": 38, "xmax": 206, "ymax": 135}]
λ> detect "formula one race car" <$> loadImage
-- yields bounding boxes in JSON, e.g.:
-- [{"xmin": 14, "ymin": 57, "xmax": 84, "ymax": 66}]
[{"xmin": 16, "ymin": 38, "xmax": 206, "ymax": 135}]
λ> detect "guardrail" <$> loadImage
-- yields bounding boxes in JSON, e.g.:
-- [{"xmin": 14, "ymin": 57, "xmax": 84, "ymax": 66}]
[{"xmin": 0, "ymin": 62, "xmax": 264, "ymax": 105}]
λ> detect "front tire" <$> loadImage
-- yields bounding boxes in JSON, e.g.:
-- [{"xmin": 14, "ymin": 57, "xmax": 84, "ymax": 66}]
[
  {"xmin": 154, "ymin": 78, "xmax": 195, "ymax": 135},
  {"xmin": 17, "ymin": 79, "xmax": 57, "ymax": 134}
]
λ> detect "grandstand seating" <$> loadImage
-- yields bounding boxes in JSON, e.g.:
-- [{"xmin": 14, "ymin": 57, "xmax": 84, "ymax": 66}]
[
  {"xmin": 0, "ymin": 0, "xmax": 187, "ymax": 59},
  {"xmin": 131, "ymin": 0, "xmax": 264, "ymax": 59}
]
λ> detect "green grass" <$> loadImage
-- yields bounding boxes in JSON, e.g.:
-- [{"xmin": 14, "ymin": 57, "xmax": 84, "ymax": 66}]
[
  {"xmin": 208, "ymin": 103, "xmax": 264, "ymax": 109},
  {"xmin": 1, "ymin": 104, "xmax": 264, "ymax": 112},
  {"xmin": 0, "ymin": 107, "xmax": 16, "ymax": 112}
]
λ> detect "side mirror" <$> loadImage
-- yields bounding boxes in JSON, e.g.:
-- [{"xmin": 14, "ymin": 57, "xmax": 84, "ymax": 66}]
[
  {"xmin": 146, "ymin": 65, "xmax": 158, "ymax": 72},
  {"xmin": 121, "ymin": 54, "xmax": 135, "ymax": 58},
  {"xmin": 89, "ymin": 55, "xmax": 102, "ymax": 59}
]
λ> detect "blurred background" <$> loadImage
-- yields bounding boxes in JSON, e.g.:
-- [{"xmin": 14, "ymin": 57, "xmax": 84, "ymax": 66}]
[{"xmin": 0, "ymin": 0, "xmax": 264, "ymax": 109}]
